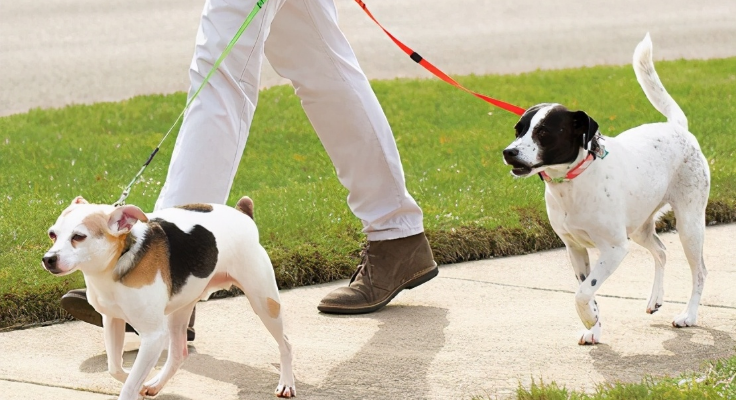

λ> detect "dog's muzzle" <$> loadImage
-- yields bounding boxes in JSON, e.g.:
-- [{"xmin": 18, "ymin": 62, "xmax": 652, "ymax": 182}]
[
  {"xmin": 502, "ymin": 148, "xmax": 537, "ymax": 177},
  {"xmin": 42, "ymin": 254, "xmax": 62, "ymax": 274}
]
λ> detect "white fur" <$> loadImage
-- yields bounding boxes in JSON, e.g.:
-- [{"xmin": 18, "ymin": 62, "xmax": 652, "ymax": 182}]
[
  {"xmin": 509, "ymin": 33, "xmax": 710, "ymax": 344},
  {"xmin": 44, "ymin": 200, "xmax": 296, "ymax": 399}
]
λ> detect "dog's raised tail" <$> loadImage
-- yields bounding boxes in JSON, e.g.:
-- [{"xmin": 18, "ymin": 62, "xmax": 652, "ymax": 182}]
[{"xmin": 633, "ymin": 33, "xmax": 688, "ymax": 130}]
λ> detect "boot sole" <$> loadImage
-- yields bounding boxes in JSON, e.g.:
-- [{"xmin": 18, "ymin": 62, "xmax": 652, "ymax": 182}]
[
  {"xmin": 61, "ymin": 292, "xmax": 104, "ymax": 327},
  {"xmin": 317, "ymin": 264, "xmax": 439, "ymax": 315}
]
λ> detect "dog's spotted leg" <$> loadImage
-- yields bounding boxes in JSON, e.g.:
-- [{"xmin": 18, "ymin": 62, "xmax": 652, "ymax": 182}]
[
  {"xmin": 232, "ymin": 247, "xmax": 295, "ymax": 398},
  {"xmin": 103, "ymin": 315, "xmax": 130, "ymax": 383},
  {"xmin": 567, "ymin": 245, "xmax": 591, "ymax": 284},
  {"xmin": 574, "ymin": 242, "xmax": 629, "ymax": 345}
]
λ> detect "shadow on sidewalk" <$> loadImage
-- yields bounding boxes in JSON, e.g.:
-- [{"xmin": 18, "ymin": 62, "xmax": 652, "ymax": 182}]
[
  {"xmin": 590, "ymin": 324, "xmax": 736, "ymax": 383},
  {"xmin": 78, "ymin": 305, "xmax": 449, "ymax": 399}
]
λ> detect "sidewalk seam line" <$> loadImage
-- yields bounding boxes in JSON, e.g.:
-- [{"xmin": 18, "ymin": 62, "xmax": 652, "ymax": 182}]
[
  {"xmin": 437, "ymin": 276, "xmax": 736, "ymax": 309},
  {"xmin": 0, "ymin": 377, "xmax": 116, "ymax": 396}
]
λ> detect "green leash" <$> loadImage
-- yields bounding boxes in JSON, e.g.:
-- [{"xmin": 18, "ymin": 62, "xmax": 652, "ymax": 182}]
[{"xmin": 114, "ymin": 0, "xmax": 268, "ymax": 206}]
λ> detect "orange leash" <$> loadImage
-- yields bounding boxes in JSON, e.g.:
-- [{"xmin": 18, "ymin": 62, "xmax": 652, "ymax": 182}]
[{"xmin": 354, "ymin": 0, "xmax": 526, "ymax": 116}]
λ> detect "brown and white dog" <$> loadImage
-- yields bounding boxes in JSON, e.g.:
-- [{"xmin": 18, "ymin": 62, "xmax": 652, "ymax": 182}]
[
  {"xmin": 502, "ymin": 33, "xmax": 710, "ymax": 344},
  {"xmin": 43, "ymin": 196, "xmax": 295, "ymax": 399}
]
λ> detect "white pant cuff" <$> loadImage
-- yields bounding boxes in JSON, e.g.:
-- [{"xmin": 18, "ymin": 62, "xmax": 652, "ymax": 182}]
[{"xmin": 365, "ymin": 226, "xmax": 425, "ymax": 242}]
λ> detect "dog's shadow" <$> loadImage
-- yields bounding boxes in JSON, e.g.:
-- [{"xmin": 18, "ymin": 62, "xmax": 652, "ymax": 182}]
[
  {"xmin": 80, "ymin": 305, "xmax": 449, "ymax": 399},
  {"xmin": 590, "ymin": 324, "xmax": 735, "ymax": 383}
]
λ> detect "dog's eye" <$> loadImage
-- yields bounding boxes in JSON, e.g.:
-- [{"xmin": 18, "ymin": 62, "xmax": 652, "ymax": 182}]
[
  {"xmin": 71, "ymin": 234, "xmax": 87, "ymax": 242},
  {"xmin": 48, "ymin": 232, "xmax": 57, "ymax": 242}
]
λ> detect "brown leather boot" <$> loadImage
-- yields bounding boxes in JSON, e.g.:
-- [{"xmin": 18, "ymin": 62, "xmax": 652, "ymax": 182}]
[
  {"xmin": 317, "ymin": 232, "xmax": 438, "ymax": 314},
  {"xmin": 61, "ymin": 289, "xmax": 196, "ymax": 341}
]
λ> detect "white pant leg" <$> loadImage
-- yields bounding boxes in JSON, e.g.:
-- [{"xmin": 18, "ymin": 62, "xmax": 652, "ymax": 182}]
[
  {"xmin": 265, "ymin": 0, "xmax": 424, "ymax": 241},
  {"xmin": 154, "ymin": 0, "xmax": 286, "ymax": 211}
]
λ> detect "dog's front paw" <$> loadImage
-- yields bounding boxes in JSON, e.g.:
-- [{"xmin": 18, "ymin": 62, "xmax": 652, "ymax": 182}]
[
  {"xmin": 275, "ymin": 383, "xmax": 296, "ymax": 398},
  {"xmin": 646, "ymin": 303, "xmax": 662, "ymax": 314},
  {"xmin": 140, "ymin": 380, "xmax": 164, "ymax": 398},
  {"xmin": 578, "ymin": 322, "xmax": 602, "ymax": 345},
  {"xmin": 672, "ymin": 312, "xmax": 697, "ymax": 328},
  {"xmin": 646, "ymin": 291, "xmax": 664, "ymax": 314}
]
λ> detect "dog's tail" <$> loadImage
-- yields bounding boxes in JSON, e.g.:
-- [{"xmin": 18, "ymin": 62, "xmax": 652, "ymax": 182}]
[
  {"xmin": 236, "ymin": 196, "xmax": 254, "ymax": 220},
  {"xmin": 632, "ymin": 33, "xmax": 688, "ymax": 130}
]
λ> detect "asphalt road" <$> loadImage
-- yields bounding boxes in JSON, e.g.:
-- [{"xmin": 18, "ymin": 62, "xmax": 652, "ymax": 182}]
[{"xmin": 0, "ymin": 0, "xmax": 736, "ymax": 116}]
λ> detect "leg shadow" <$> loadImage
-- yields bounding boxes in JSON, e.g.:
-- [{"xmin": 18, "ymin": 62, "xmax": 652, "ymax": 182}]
[
  {"xmin": 590, "ymin": 325, "xmax": 736, "ymax": 383},
  {"xmin": 181, "ymin": 305, "xmax": 449, "ymax": 399},
  {"xmin": 303, "ymin": 305, "xmax": 449, "ymax": 400},
  {"xmin": 79, "ymin": 305, "xmax": 449, "ymax": 400}
]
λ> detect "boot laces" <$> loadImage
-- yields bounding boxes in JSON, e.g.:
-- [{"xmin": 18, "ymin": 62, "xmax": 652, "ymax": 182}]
[{"xmin": 349, "ymin": 242, "xmax": 372, "ymax": 285}]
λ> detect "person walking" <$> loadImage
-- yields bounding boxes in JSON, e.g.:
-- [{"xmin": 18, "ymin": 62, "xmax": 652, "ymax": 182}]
[{"xmin": 61, "ymin": 0, "xmax": 438, "ymax": 336}]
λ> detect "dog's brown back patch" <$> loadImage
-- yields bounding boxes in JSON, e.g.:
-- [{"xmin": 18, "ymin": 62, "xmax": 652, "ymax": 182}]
[
  {"xmin": 235, "ymin": 196, "xmax": 254, "ymax": 220},
  {"xmin": 177, "ymin": 203, "xmax": 213, "ymax": 213},
  {"xmin": 266, "ymin": 297, "xmax": 280, "ymax": 319}
]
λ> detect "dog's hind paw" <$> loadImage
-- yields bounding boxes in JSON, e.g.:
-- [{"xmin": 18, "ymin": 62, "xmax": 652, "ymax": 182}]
[
  {"xmin": 578, "ymin": 322, "xmax": 602, "ymax": 345},
  {"xmin": 275, "ymin": 384, "xmax": 296, "ymax": 398},
  {"xmin": 672, "ymin": 313, "xmax": 697, "ymax": 328}
]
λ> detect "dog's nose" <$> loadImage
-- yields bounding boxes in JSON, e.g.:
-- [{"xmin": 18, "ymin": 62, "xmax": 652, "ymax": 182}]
[
  {"xmin": 43, "ymin": 255, "xmax": 58, "ymax": 271},
  {"xmin": 503, "ymin": 148, "xmax": 519, "ymax": 158}
]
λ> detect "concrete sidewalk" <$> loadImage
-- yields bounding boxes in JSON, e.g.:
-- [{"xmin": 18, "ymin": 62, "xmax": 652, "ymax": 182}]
[{"xmin": 0, "ymin": 224, "xmax": 736, "ymax": 399}]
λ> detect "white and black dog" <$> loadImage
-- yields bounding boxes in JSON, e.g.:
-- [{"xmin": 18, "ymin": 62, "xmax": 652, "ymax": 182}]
[
  {"xmin": 502, "ymin": 33, "xmax": 710, "ymax": 344},
  {"xmin": 43, "ymin": 196, "xmax": 295, "ymax": 399}
]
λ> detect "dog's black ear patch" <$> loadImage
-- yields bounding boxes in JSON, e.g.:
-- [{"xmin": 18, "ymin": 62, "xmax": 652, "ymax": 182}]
[
  {"xmin": 177, "ymin": 204, "xmax": 213, "ymax": 213},
  {"xmin": 572, "ymin": 111, "xmax": 600, "ymax": 155},
  {"xmin": 152, "ymin": 218, "xmax": 218, "ymax": 296}
]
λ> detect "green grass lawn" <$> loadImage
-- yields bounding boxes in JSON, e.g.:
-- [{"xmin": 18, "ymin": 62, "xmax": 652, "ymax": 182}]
[
  {"xmin": 475, "ymin": 354, "xmax": 736, "ymax": 400},
  {"xmin": 0, "ymin": 57, "xmax": 736, "ymax": 328}
]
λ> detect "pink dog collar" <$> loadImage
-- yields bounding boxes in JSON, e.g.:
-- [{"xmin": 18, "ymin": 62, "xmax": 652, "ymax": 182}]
[{"xmin": 539, "ymin": 153, "xmax": 595, "ymax": 183}]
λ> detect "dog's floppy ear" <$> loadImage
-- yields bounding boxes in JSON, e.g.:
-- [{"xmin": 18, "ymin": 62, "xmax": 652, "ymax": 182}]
[
  {"xmin": 571, "ymin": 111, "xmax": 601, "ymax": 156},
  {"xmin": 71, "ymin": 196, "xmax": 89, "ymax": 205},
  {"xmin": 107, "ymin": 205, "xmax": 148, "ymax": 235}
]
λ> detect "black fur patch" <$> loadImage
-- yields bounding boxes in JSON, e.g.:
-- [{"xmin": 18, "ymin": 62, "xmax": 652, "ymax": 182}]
[
  {"xmin": 153, "ymin": 218, "xmax": 218, "ymax": 295},
  {"xmin": 535, "ymin": 108, "xmax": 585, "ymax": 167},
  {"xmin": 591, "ymin": 279, "xmax": 598, "ymax": 286},
  {"xmin": 579, "ymin": 273, "xmax": 586, "ymax": 282},
  {"xmin": 177, "ymin": 204, "xmax": 213, "ymax": 213}
]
